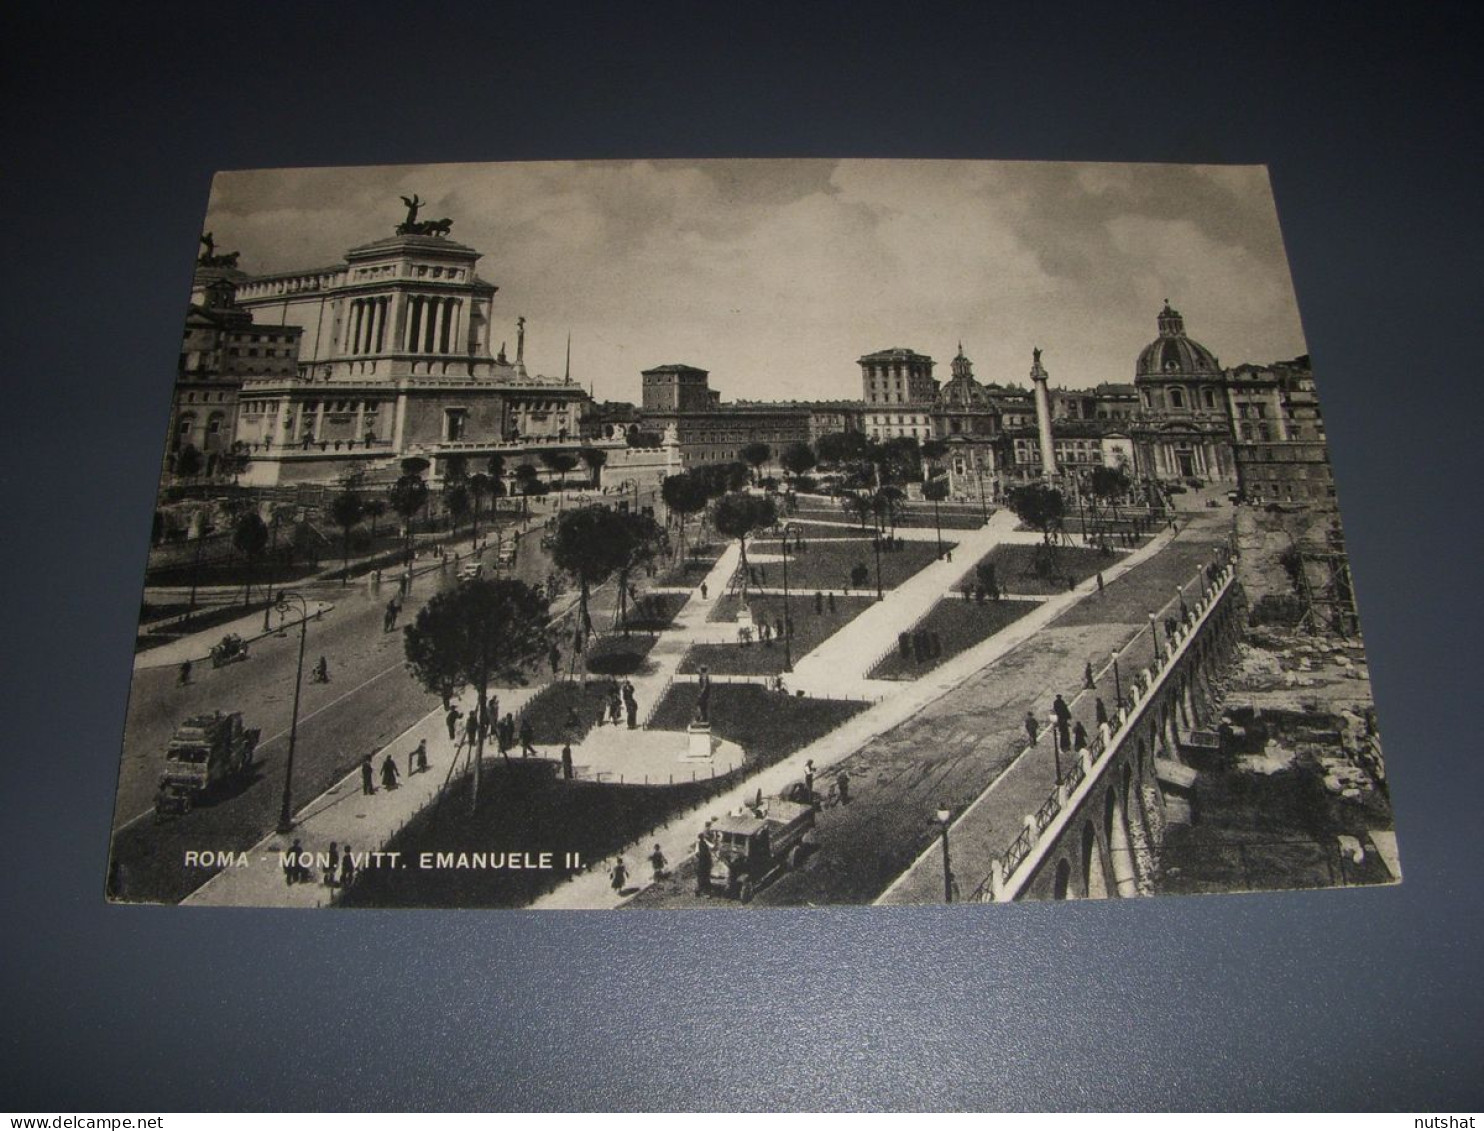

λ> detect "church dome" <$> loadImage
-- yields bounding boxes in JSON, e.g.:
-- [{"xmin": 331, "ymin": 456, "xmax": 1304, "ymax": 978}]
[{"xmin": 1135, "ymin": 302, "xmax": 1220, "ymax": 379}]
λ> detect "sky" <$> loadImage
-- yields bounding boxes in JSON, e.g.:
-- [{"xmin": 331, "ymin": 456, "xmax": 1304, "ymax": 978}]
[{"xmin": 202, "ymin": 159, "xmax": 1309, "ymax": 405}]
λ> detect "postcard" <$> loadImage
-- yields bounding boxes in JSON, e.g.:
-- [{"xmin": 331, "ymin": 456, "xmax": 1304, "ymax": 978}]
[{"xmin": 106, "ymin": 159, "xmax": 1396, "ymax": 908}]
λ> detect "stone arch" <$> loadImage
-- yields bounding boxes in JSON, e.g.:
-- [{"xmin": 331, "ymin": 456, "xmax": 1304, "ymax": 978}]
[
  {"xmin": 1082, "ymin": 821, "xmax": 1108, "ymax": 899},
  {"xmin": 1104, "ymin": 786, "xmax": 1136, "ymax": 897},
  {"xmin": 1052, "ymin": 858, "xmax": 1072, "ymax": 900}
]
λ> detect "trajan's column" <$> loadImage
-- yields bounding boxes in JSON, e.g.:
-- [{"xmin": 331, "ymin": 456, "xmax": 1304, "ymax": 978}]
[{"xmin": 1030, "ymin": 347, "xmax": 1057, "ymax": 479}]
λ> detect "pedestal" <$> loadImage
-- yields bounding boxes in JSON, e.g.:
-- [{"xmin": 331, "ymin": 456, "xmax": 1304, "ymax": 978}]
[{"xmin": 685, "ymin": 722, "xmax": 714, "ymax": 761}]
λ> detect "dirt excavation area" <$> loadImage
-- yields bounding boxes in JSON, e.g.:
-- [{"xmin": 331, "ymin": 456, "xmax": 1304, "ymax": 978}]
[{"xmin": 1157, "ymin": 624, "xmax": 1397, "ymax": 895}]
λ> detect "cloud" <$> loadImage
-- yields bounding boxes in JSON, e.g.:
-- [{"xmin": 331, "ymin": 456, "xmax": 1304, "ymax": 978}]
[{"xmin": 201, "ymin": 159, "xmax": 1310, "ymax": 403}]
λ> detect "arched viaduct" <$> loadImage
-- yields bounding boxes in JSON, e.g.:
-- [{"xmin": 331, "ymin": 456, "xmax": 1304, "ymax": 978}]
[{"xmin": 971, "ymin": 559, "xmax": 1244, "ymax": 902}]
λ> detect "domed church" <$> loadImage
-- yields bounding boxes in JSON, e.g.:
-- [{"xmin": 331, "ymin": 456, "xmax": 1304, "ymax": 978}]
[{"xmin": 1131, "ymin": 302, "xmax": 1236, "ymax": 481}]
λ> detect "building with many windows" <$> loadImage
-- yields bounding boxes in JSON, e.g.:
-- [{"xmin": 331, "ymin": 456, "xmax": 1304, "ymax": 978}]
[{"xmin": 219, "ymin": 221, "xmax": 594, "ymax": 486}]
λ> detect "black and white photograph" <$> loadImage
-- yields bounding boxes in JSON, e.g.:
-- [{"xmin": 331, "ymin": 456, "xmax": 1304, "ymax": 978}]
[{"xmin": 106, "ymin": 158, "xmax": 1395, "ymax": 909}]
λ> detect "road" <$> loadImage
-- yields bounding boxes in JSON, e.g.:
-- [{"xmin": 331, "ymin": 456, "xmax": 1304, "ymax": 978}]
[
  {"xmin": 108, "ymin": 488, "xmax": 669, "ymax": 904},
  {"xmin": 629, "ymin": 509, "xmax": 1232, "ymax": 908}
]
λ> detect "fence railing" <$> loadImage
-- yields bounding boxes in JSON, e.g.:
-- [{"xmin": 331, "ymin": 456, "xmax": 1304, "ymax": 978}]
[{"xmin": 964, "ymin": 558, "xmax": 1237, "ymax": 903}]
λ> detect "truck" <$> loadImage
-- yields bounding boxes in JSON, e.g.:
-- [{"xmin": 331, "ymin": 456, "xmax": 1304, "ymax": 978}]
[
  {"xmin": 705, "ymin": 795, "xmax": 816, "ymax": 902},
  {"xmin": 153, "ymin": 711, "xmax": 260, "ymax": 819}
]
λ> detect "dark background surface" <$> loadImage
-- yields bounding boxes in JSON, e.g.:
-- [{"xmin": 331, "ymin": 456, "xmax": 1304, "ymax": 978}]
[{"xmin": 2, "ymin": 0, "xmax": 1480, "ymax": 1111}]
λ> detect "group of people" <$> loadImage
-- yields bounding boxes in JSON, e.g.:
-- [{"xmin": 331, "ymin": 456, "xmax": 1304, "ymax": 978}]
[
  {"xmin": 596, "ymin": 680, "xmax": 640, "ymax": 730},
  {"xmin": 282, "ymin": 837, "xmax": 358, "ymax": 890},
  {"xmin": 360, "ymin": 741, "xmax": 430, "ymax": 796},
  {"xmin": 447, "ymin": 699, "xmax": 539, "ymax": 758},
  {"xmin": 1024, "ymin": 692, "xmax": 1105, "ymax": 755}
]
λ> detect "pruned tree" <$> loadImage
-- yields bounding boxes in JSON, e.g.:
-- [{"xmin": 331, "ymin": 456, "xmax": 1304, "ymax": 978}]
[
  {"xmin": 712, "ymin": 491, "xmax": 778, "ymax": 587},
  {"xmin": 403, "ymin": 578, "xmax": 551, "ymax": 809},
  {"xmin": 816, "ymin": 430, "xmax": 869, "ymax": 465},
  {"xmin": 661, "ymin": 471, "xmax": 709, "ymax": 562},
  {"xmin": 740, "ymin": 441, "xmax": 772, "ymax": 485},
  {"xmin": 388, "ymin": 472, "xmax": 429, "ymax": 559},
  {"xmin": 175, "ymin": 443, "xmax": 203, "ymax": 480},
  {"xmin": 579, "ymin": 447, "xmax": 607, "ymax": 488},
  {"xmin": 329, "ymin": 490, "xmax": 365, "ymax": 587},
  {"xmin": 1007, "ymin": 482, "xmax": 1066, "ymax": 574},
  {"xmin": 233, "ymin": 511, "xmax": 269, "ymax": 606},
  {"xmin": 780, "ymin": 441, "xmax": 817, "ymax": 484},
  {"xmin": 549, "ymin": 504, "xmax": 637, "ymax": 678},
  {"xmin": 444, "ymin": 482, "xmax": 472, "ymax": 539},
  {"xmin": 541, "ymin": 449, "xmax": 580, "ymax": 490},
  {"xmin": 613, "ymin": 511, "xmax": 664, "ymax": 634}
]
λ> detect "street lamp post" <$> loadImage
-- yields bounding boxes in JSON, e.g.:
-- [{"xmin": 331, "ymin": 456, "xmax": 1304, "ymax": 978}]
[
  {"xmin": 1111, "ymin": 648, "xmax": 1124, "ymax": 711},
  {"xmin": 935, "ymin": 804, "xmax": 954, "ymax": 903},
  {"xmin": 1051, "ymin": 719, "xmax": 1063, "ymax": 781},
  {"xmin": 1148, "ymin": 611, "xmax": 1160, "ymax": 665},
  {"xmin": 275, "ymin": 591, "xmax": 310, "ymax": 835}
]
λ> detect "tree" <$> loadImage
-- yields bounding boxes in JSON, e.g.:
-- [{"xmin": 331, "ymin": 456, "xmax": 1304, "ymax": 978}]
[
  {"xmin": 712, "ymin": 491, "xmax": 777, "ymax": 585},
  {"xmin": 661, "ymin": 471, "xmax": 709, "ymax": 562},
  {"xmin": 233, "ymin": 511, "xmax": 269, "ymax": 606},
  {"xmin": 1007, "ymin": 483, "xmax": 1066, "ymax": 574},
  {"xmin": 444, "ymin": 482, "xmax": 472, "ymax": 539},
  {"xmin": 613, "ymin": 511, "xmax": 664, "ymax": 634},
  {"xmin": 873, "ymin": 485, "xmax": 905, "ymax": 534},
  {"xmin": 740, "ymin": 442, "xmax": 772, "ymax": 484},
  {"xmin": 219, "ymin": 441, "xmax": 253, "ymax": 485},
  {"xmin": 401, "ymin": 456, "xmax": 431, "ymax": 478},
  {"xmin": 922, "ymin": 475, "xmax": 949, "ymax": 558},
  {"xmin": 579, "ymin": 447, "xmax": 607, "ymax": 487},
  {"xmin": 329, "ymin": 490, "xmax": 365, "ymax": 587},
  {"xmin": 388, "ymin": 472, "xmax": 429, "ymax": 559},
  {"xmin": 842, "ymin": 491, "xmax": 873, "ymax": 529},
  {"xmin": 694, "ymin": 461, "xmax": 748, "ymax": 499},
  {"xmin": 468, "ymin": 473, "xmax": 492, "ymax": 536},
  {"xmin": 403, "ymin": 578, "xmax": 551, "ymax": 809},
  {"xmin": 442, "ymin": 453, "xmax": 469, "ymax": 485},
  {"xmin": 549, "ymin": 505, "xmax": 637, "ymax": 678},
  {"xmin": 1087, "ymin": 464, "xmax": 1132, "ymax": 525},
  {"xmin": 175, "ymin": 444, "xmax": 203, "ymax": 480},
  {"xmin": 816, "ymin": 431, "xmax": 869, "ymax": 465},
  {"xmin": 541, "ymin": 449, "xmax": 580, "ymax": 490},
  {"xmin": 921, "ymin": 439, "xmax": 950, "ymax": 466},
  {"xmin": 363, "ymin": 498, "xmax": 387, "ymax": 542},
  {"xmin": 780, "ymin": 441, "xmax": 817, "ymax": 484}
]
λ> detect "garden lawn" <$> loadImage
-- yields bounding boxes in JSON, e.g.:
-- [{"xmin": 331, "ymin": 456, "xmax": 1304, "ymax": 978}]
[
  {"xmin": 868, "ymin": 596, "xmax": 1036, "ymax": 679},
  {"xmin": 741, "ymin": 538, "xmax": 952, "ymax": 593},
  {"xmin": 683, "ymin": 594, "xmax": 875, "ymax": 675},
  {"xmin": 647, "ymin": 684, "xmax": 870, "ymax": 767},
  {"xmin": 970, "ymin": 543, "xmax": 1120, "ymax": 596}
]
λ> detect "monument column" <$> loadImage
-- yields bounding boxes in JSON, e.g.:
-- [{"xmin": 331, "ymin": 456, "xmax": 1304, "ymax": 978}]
[{"xmin": 1031, "ymin": 347, "xmax": 1057, "ymax": 479}]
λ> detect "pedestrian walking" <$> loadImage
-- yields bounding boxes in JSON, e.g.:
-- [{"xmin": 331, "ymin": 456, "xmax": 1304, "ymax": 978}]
[
  {"xmin": 549, "ymin": 643, "xmax": 561, "ymax": 677},
  {"xmin": 814, "ymin": 591, "xmax": 823, "ymax": 615},
  {"xmin": 380, "ymin": 754, "xmax": 400, "ymax": 791},
  {"xmin": 1095, "ymin": 697, "xmax": 1108, "ymax": 728},
  {"xmin": 178, "ymin": 660, "xmax": 192, "ymax": 686},
  {"xmin": 1024, "ymin": 711, "xmax": 1040, "ymax": 746},
  {"xmin": 609, "ymin": 857, "xmax": 628, "ymax": 893},
  {"xmin": 500, "ymin": 713, "xmax": 516, "ymax": 753},
  {"xmin": 340, "ymin": 847, "xmax": 355, "ymax": 888},
  {"xmin": 1073, "ymin": 721, "xmax": 1089, "ymax": 751},
  {"xmin": 607, "ymin": 687, "xmax": 622, "ymax": 726},
  {"xmin": 1096, "ymin": 571, "xmax": 1105, "ymax": 596},
  {"xmin": 284, "ymin": 839, "xmax": 303, "ymax": 886},
  {"xmin": 1084, "ymin": 661, "xmax": 1096, "ymax": 690},
  {"xmin": 324, "ymin": 842, "xmax": 340, "ymax": 887},
  {"xmin": 804, "ymin": 759, "xmax": 815, "ymax": 802},
  {"xmin": 696, "ymin": 832, "xmax": 712, "ymax": 895},
  {"xmin": 360, "ymin": 754, "xmax": 374, "ymax": 795},
  {"xmin": 519, "ymin": 718, "xmax": 537, "ymax": 758},
  {"xmin": 827, "ymin": 592, "xmax": 836, "ymax": 613},
  {"xmin": 648, "ymin": 843, "xmax": 668, "ymax": 882},
  {"xmin": 463, "ymin": 710, "xmax": 479, "ymax": 752},
  {"xmin": 410, "ymin": 739, "xmax": 428, "ymax": 775},
  {"xmin": 624, "ymin": 685, "xmax": 638, "ymax": 730},
  {"xmin": 446, "ymin": 706, "xmax": 462, "ymax": 742},
  {"xmin": 1053, "ymin": 694, "xmax": 1072, "ymax": 750},
  {"xmin": 561, "ymin": 744, "xmax": 573, "ymax": 780},
  {"xmin": 836, "ymin": 770, "xmax": 850, "ymax": 805},
  {"xmin": 700, "ymin": 582, "xmax": 708, "ymax": 600}
]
